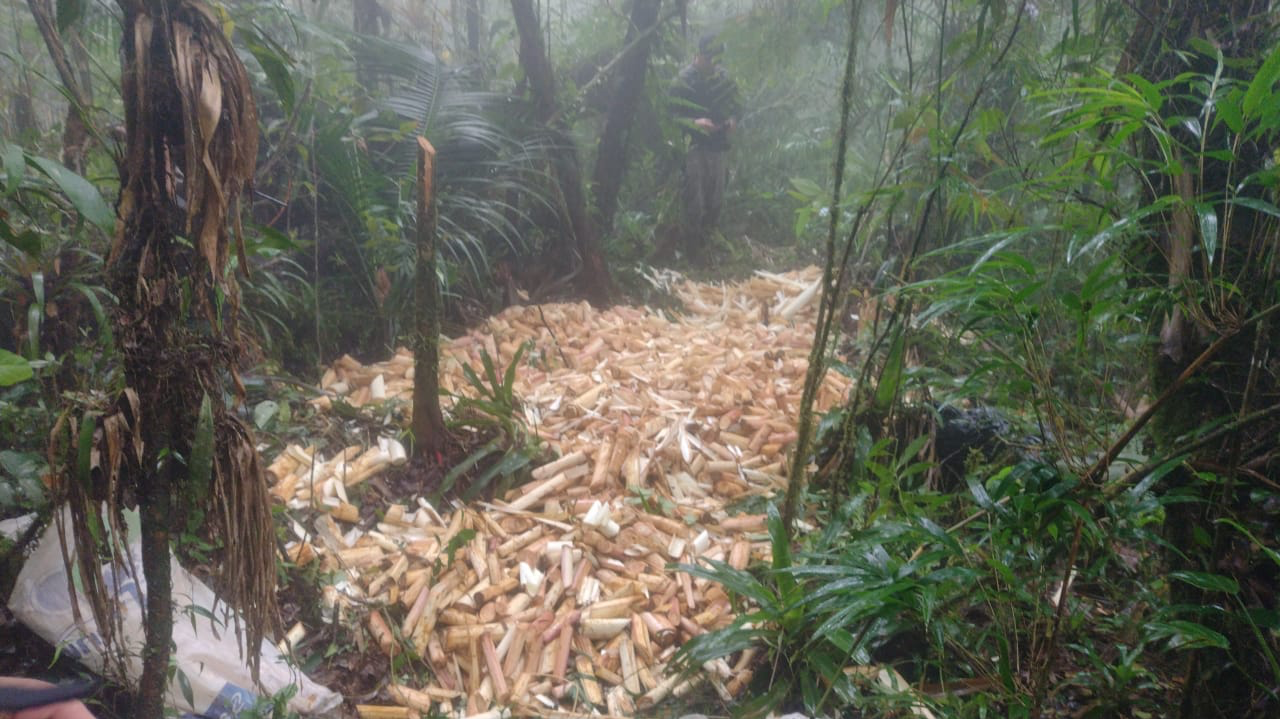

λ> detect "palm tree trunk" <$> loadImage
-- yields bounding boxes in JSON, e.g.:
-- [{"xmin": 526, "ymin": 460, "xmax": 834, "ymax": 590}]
[{"xmin": 412, "ymin": 137, "xmax": 448, "ymax": 459}]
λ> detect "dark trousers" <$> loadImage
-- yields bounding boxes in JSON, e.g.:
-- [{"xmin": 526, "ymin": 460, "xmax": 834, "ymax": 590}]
[{"xmin": 682, "ymin": 145, "xmax": 728, "ymax": 257}]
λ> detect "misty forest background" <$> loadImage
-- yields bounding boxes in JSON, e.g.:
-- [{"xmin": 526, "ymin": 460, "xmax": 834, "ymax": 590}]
[{"xmin": 1, "ymin": 1, "xmax": 1279, "ymax": 718}]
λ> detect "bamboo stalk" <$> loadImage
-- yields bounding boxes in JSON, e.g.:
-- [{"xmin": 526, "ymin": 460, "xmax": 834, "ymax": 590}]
[
  {"xmin": 553, "ymin": 623, "xmax": 573, "ymax": 680},
  {"xmin": 532, "ymin": 450, "xmax": 588, "ymax": 481},
  {"xmin": 356, "ymin": 705, "xmax": 410, "ymax": 719},
  {"xmin": 368, "ymin": 611, "xmax": 395, "ymax": 655},
  {"xmin": 574, "ymin": 655, "xmax": 605, "ymax": 706},
  {"xmin": 481, "ymin": 632, "xmax": 508, "ymax": 701}
]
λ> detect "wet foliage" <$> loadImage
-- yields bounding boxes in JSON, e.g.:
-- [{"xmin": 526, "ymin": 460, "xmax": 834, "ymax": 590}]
[{"xmin": 1, "ymin": 1, "xmax": 1277, "ymax": 718}]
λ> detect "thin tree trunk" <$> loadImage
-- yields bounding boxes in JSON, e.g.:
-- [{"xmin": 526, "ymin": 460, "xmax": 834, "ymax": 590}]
[
  {"xmin": 591, "ymin": 0, "xmax": 661, "ymax": 234},
  {"xmin": 466, "ymin": 0, "xmax": 482, "ymax": 62},
  {"xmin": 24, "ymin": 0, "xmax": 91, "ymax": 172},
  {"xmin": 136, "ymin": 419, "xmax": 178, "ymax": 719},
  {"xmin": 510, "ymin": 0, "xmax": 612, "ymax": 306},
  {"xmin": 412, "ymin": 137, "xmax": 448, "ymax": 459},
  {"xmin": 7, "ymin": 2, "xmax": 38, "ymax": 137},
  {"xmin": 354, "ymin": 0, "xmax": 386, "ymax": 90}
]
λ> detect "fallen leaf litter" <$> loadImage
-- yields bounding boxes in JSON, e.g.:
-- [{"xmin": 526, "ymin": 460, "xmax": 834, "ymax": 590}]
[{"xmin": 267, "ymin": 267, "xmax": 853, "ymax": 718}]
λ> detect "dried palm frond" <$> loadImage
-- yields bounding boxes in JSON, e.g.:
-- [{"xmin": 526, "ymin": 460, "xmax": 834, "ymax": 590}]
[
  {"xmin": 209, "ymin": 415, "xmax": 280, "ymax": 675},
  {"xmin": 111, "ymin": 0, "xmax": 258, "ymax": 308},
  {"xmin": 46, "ymin": 389, "xmax": 143, "ymax": 684}
]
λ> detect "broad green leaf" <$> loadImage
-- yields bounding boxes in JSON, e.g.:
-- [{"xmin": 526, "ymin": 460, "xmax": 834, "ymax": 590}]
[
  {"xmin": 766, "ymin": 502, "xmax": 803, "ymax": 619},
  {"xmin": 480, "ymin": 348, "xmax": 500, "ymax": 396},
  {"xmin": 997, "ymin": 634, "xmax": 1015, "ymax": 690},
  {"xmin": 1242, "ymin": 46, "xmax": 1280, "ymax": 120},
  {"xmin": 874, "ymin": 332, "xmax": 905, "ymax": 411},
  {"xmin": 247, "ymin": 224, "xmax": 300, "ymax": 253},
  {"xmin": 462, "ymin": 449, "xmax": 531, "ymax": 501},
  {"xmin": 28, "ymin": 156, "xmax": 114, "ymax": 230},
  {"xmin": 1129, "ymin": 456, "xmax": 1183, "ymax": 498},
  {"xmin": 76, "ymin": 412, "xmax": 96, "ymax": 493},
  {"xmin": 0, "ymin": 348, "xmax": 33, "ymax": 386},
  {"xmin": 678, "ymin": 559, "xmax": 777, "ymax": 608},
  {"xmin": 1229, "ymin": 196, "xmax": 1280, "ymax": 219},
  {"xmin": 188, "ymin": 393, "xmax": 215, "ymax": 503},
  {"xmin": 3, "ymin": 143, "xmax": 24, "ymax": 194},
  {"xmin": 0, "ymin": 219, "xmax": 42, "ymax": 257},
  {"xmin": 253, "ymin": 400, "xmax": 280, "ymax": 429},
  {"xmin": 26, "ymin": 303, "xmax": 41, "ymax": 359},
  {"xmin": 1216, "ymin": 89, "xmax": 1244, "ymax": 134},
  {"xmin": 1147, "ymin": 620, "xmax": 1230, "ymax": 650},
  {"xmin": 176, "ymin": 668, "xmax": 195, "ymax": 709},
  {"xmin": 789, "ymin": 176, "xmax": 824, "ymax": 199},
  {"xmin": 438, "ymin": 440, "xmax": 499, "ymax": 496},
  {"xmin": 1170, "ymin": 570, "xmax": 1240, "ymax": 595},
  {"xmin": 69, "ymin": 282, "xmax": 113, "ymax": 345},
  {"xmin": 0, "ymin": 450, "xmax": 46, "ymax": 503},
  {"xmin": 502, "ymin": 342, "xmax": 528, "ymax": 404},
  {"xmin": 243, "ymin": 28, "xmax": 297, "ymax": 113},
  {"xmin": 1197, "ymin": 204, "xmax": 1219, "ymax": 268},
  {"xmin": 1216, "ymin": 518, "xmax": 1280, "ymax": 569},
  {"xmin": 1128, "ymin": 74, "xmax": 1162, "ymax": 112},
  {"xmin": 916, "ymin": 516, "xmax": 962, "ymax": 553},
  {"xmin": 677, "ymin": 625, "xmax": 762, "ymax": 665}
]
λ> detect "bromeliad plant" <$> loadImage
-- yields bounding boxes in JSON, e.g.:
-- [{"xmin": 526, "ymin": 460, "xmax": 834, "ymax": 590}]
[{"xmin": 435, "ymin": 340, "xmax": 539, "ymax": 502}]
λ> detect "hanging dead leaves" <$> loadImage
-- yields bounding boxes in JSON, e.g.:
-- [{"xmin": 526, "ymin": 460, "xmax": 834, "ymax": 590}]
[{"xmin": 112, "ymin": 0, "xmax": 257, "ymax": 314}]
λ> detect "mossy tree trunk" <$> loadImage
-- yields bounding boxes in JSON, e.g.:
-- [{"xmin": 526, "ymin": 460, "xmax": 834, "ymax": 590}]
[
  {"xmin": 107, "ymin": 2, "xmax": 277, "ymax": 717},
  {"xmin": 1120, "ymin": 2, "xmax": 1280, "ymax": 716}
]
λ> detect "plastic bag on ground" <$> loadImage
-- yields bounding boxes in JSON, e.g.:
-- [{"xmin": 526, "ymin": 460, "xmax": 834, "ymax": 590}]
[{"xmin": 7, "ymin": 506, "xmax": 342, "ymax": 717}]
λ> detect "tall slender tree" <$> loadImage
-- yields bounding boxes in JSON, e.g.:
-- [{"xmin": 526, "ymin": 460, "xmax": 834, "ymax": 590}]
[
  {"xmin": 24, "ymin": 0, "xmax": 92, "ymax": 172},
  {"xmin": 510, "ymin": 0, "xmax": 612, "ymax": 305},
  {"xmin": 591, "ymin": 0, "xmax": 662, "ymax": 234}
]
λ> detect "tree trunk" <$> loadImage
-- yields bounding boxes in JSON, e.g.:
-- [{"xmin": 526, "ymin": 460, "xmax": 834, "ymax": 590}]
[
  {"xmin": 354, "ymin": 0, "xmax": 387, "ymax": 90},
  {"xmin": 412, "ymin": 137, "xmax": 448, "ymax": 459},
  {"xmin": 466, "ymin": 0, "xmax": 482, "ymax": 62},
  {"xmin": 110, "ymin": 2, "xmax": 273, "ymax": 716},
  {"xmin": 24, "ymin": 0, "xmax": 91, "ymax": 172},
  {"xmin": 1121, "ymin": 2, "xmax": 1280, "ymax": 716},
  {"xmin": 510, "ymin": 0, "xmax": 612, "ymax": 306},
  {"xmin": 591, "ymin": 0, "xmax": 662, "ymax": 234}
]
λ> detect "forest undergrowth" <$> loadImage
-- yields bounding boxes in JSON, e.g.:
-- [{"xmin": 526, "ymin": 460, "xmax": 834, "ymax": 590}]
[{"xmin": 2, "ymin": 1, "xmax": 1278, "ymax": 718}]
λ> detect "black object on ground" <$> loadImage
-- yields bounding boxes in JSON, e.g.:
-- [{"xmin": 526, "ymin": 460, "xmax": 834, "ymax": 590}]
[
  {"xmin": 933, "ymin": 404, "xmax": 1016, "ymax": 487},
  {"xmin": 0, "ymin": 678, "xmax": 99, "ymax": 711}
]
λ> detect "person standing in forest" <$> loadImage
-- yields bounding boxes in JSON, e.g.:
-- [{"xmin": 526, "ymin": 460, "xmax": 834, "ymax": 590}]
[{"xmin": 670, "ymin": 33, "xmax": 741, "ymax": 263}]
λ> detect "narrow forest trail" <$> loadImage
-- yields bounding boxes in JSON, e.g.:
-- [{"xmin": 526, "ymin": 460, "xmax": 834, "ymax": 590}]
[{"xmin": 267, "ymin": 267, "xmax": 854, "ymax": 716}]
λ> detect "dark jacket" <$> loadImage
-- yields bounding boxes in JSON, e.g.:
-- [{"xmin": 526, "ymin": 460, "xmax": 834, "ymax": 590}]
[{"xmin": 670, "ymin": 63, "xmax": 741, "ymax": 151}]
